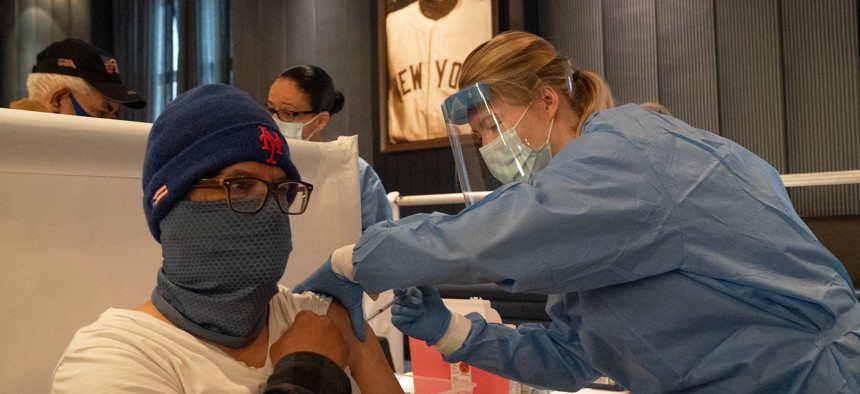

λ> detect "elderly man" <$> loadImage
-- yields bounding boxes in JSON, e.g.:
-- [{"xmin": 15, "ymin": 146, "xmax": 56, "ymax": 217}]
[{"xmin": 10, "ymin": 38, "xmax": 145, "ymax": 118}]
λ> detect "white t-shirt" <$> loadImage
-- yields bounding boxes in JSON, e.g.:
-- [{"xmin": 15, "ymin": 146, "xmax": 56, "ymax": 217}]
[{"xmin": 51, "ymin": 286, "xmax": 333, "ymax": 393}]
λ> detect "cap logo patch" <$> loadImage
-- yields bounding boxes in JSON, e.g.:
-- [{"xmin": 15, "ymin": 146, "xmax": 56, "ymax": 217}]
[
  {"xmin": 57, "ymin": 58, "xmax": 76, "ymax": 69},
  {"xmin": 258, "ymin": 126, "xmax": 283, "ymax": 164},
  {"xmin": 101, "ymin": 55, "xmax": 119, "ymax": 75},
  {"xmin": 151, "ymin": 185, "xmax": 168, "ymax": 207}
]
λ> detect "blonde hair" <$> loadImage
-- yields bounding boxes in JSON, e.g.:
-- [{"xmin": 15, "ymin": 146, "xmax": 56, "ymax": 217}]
[
  {"xmin": 26, "ymin": 73, "xmax": 95, "ymax": 102},
  {"xmin": 459, "ymin": 31, "xmax": 614, "ymax": 133}
]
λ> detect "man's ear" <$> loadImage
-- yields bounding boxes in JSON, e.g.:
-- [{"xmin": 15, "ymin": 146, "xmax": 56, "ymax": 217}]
[{"xmin": 46, "ymin": 86, "xmax": 71, "ymax": 114}]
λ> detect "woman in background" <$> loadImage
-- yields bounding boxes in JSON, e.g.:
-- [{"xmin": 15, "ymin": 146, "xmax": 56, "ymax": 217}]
[{"xmin": 268, "ymin": 65, "xmax": 392, "ymax": 231}]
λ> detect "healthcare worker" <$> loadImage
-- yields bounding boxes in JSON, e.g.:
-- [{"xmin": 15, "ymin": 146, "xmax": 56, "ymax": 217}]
[
  {"xmin": 295, "ymin": 31, "xmax": 860, "ymax": 392},
  {"xmin": 267, "ymin": 65, "xmax": 392, "ymax": 231}
]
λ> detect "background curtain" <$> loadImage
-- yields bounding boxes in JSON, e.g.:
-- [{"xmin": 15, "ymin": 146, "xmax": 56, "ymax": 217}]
[
  {"xmin": 110, "ymin": 0, "xmax": 230, "ymax": 122},
  {"xmin": 0, "ymin": 0, "xmax": 92, "ymax": 108}
]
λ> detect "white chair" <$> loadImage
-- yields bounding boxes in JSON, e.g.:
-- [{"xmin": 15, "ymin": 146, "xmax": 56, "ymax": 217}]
[{"xmin": 0, "ymin": 108, "xmax": 362, "ymax": 393}]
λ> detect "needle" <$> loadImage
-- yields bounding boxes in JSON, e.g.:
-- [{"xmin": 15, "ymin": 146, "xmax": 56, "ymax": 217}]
[{"xmin": 365, "ymin": 299, "xmax": 396, "ymax": 321}]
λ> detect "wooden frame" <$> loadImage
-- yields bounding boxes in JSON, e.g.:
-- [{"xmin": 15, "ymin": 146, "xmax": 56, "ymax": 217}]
[{"xmin": 378, "ymin": 0, "xmax": 497, "ymax": 152}]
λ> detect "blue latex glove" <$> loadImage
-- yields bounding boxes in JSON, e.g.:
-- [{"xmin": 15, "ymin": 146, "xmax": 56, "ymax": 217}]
[
  {"xmin": 293, "ymin": 258, "xmax": 367, "ymax": 341},
  {"xmin": 391, "ymin": 286, "xmax": 451, "ymax": 345}
]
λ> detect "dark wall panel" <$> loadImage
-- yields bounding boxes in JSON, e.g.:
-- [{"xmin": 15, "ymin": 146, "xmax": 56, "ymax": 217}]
[
  {"xmin": 232, "ymin": 0, "xmax": 290, "ymax": 102},
  {"xmin": 538, "ymin": 0, "xmax": 605, "ymax": 76},
  {"xmin": 603, "ymin": 0, "xmax": 659, "ymax": 105},
  {"xmin": 714, "ymin": 0, "xmax": 785, "ymax": 171},
  {"xmin": 313, "ymin": 1, "xmax": 376, "ymax": 160},
  {"xmin": 804, "ymin": 216, "xmax": 860, "ymax": 287},
  {"xmin": 655, "ymin": 0, "xmax": 719, "ymax": 132},
  {"xmin": 782, "ymin": 0, "xmax": 860, "ymax": 216}
]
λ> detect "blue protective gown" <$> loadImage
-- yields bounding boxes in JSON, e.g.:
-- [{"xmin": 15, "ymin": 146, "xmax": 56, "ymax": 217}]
[
  {"xmin": 358, "ymin": 157, "xmax": 393, "ymax": 230},
  {"xmin": 352, "ymin": 104, "xmax": 860, "ymax": 393}
]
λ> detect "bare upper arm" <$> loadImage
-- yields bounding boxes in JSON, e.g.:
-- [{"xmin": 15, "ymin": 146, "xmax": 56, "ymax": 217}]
[
  {"xmin": 326, "ymin": 301, "xmax": 403, "ymax": 393},
  {"xmin": 326, "ymin": 300, "xmax": 375, "ymax": 344}
]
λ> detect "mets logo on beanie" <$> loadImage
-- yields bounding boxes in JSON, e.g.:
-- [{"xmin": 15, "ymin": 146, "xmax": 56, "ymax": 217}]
[
  {"xmin": 141, "ymin": 84, "xmax": 300, "ymax": 242},
  {"xmin": 258, "ymin": 125, "xmax": 283, "ymax": 164}
]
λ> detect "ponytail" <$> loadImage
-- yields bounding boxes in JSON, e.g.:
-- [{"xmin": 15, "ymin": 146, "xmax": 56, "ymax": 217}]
[{"xmin": 569, "ymin": 70, "xmax": 614, "ymax": 133}]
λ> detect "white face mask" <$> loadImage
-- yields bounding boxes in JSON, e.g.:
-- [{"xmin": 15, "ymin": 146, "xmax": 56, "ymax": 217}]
[
  {"xmin": 479, "ymin": 105, "xmax": 553, "ymax": 184},
  {"xmin": 274, "ymin": 113, "xmax": 321, "ymax": 140}
]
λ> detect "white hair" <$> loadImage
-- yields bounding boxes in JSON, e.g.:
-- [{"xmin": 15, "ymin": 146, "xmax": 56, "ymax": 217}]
[{"xmin": 26, "ymin": 73, "xmax": 96, "ymax": 102}]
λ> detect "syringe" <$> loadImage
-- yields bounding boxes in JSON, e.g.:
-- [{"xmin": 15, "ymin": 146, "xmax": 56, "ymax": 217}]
[{"xmin": 365, "ymin": 299, "xmax": 396, "ymax": 321}]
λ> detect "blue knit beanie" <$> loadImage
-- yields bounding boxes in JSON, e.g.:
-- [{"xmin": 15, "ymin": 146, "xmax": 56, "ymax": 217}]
[{"xmin": 142, "ymin": 84, "xmax": 300, "ymax": 242}]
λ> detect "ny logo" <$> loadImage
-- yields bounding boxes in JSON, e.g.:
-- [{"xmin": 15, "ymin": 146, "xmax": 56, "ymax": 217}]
[{"xmin": 258, "ymin": 126, "xmax": 283, "ymax": 164}]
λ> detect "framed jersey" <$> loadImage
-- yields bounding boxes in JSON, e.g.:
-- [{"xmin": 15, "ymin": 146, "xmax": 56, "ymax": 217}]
[{"xmin": 378, "ymin": 0, "xmax": 496, "ymax": 152}]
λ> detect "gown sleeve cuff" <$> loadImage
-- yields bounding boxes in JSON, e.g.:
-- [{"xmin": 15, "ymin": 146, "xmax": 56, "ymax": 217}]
[
  {"xmin": 331, "ymin": 244, "xmax": 356, "ymax": 281},
  {"xmin": 433, "ymin": 311, "xmax": 471, "ymax": 356}
]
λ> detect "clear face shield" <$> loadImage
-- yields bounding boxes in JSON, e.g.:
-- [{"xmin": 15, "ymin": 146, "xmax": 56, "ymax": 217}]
[{"xmin": 443, "ymin": 82, "xmax": 553, "ymax": 206}]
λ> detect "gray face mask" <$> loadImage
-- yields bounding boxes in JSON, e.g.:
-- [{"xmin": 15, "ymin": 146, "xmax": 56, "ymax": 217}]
[
  {"xmin": 152, "ymin": 197, "xmax": 292, "ymax": 348},
  {"xmin": 479, "ymin": 104, "xmax": 554, "ymax": 184}
]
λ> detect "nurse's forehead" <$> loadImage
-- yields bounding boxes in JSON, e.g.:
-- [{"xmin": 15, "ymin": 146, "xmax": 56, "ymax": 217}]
[
  {"xmin": 471, "ymin": 99, "xmax": 503, "ymax": 118},
  {"xmin": 467, "ymin": 110, "xmax": 494, "ymax": 129},
  {"xmin": 468, "ymin": 100, "xmax": 517, "ymax": 124}
]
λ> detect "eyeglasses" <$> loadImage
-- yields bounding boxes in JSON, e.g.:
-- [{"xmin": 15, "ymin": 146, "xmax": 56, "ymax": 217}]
[
  {"xmin": 192, "ymin": 177, "xmax": 313, "ymax": 215},
  {"xmin": 266, "ymin": 106, "xmax": 317, "ymax": 122}
]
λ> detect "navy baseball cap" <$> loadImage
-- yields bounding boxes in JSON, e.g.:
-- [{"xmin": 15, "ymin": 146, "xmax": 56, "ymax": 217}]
[{"xmin": 32, "ymin": 38, "xmax": 146, "ymax": 109}]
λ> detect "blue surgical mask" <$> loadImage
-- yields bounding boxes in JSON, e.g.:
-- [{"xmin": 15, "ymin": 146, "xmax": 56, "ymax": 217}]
[
  {"xmin": 479, "ymin": 106, "xmax": 554, "ymax": 184},
  {"xmin": 152, "ymin": 197, "xmax": 292, "ymax": 348},
  {"xmin": 274, "ymin": 113, "xmax": 321, "ymax": 141},
  {"xmin": 69, "ymin": 93, "xmax": 92, "ymax": 117}
]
